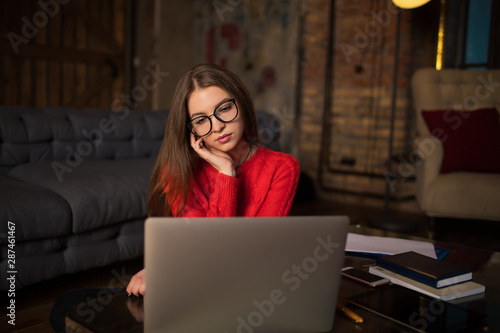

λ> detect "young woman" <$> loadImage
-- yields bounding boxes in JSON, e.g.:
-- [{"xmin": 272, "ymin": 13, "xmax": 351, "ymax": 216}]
[{"xmin": 126, "ymin": 63, "xmax": 300, "ymax": 296}]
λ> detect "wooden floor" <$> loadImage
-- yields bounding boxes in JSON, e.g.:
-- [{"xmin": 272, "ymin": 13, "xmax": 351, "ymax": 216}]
[{"xmin": 3, "ymin": 199, "xmax": 499, "ymax": 333}]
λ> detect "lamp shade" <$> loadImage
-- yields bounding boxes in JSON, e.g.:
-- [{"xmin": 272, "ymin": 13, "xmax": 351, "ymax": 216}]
[{"xmin": 392, "ymin": 0, "xmax": 431, "ymax": 9}]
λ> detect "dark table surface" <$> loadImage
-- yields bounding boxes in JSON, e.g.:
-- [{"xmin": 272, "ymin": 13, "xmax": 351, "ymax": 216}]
[{"xmin": 67, "ymin": 225, "xmax": 499, "ymax": 333}]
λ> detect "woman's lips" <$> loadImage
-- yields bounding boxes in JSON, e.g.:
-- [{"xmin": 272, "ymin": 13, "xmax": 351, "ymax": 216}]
[{"xmin": 216, "ymin": 134, "xmax": 232, "ymax": 143}]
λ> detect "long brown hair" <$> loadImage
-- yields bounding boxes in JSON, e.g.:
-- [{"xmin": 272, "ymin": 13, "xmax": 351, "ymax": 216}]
[{"xmin": 148, "ymin": 63, "xmax": 260, "ymax": 217}]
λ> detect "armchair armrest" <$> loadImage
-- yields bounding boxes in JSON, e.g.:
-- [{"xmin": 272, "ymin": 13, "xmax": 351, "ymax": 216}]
[{"xmin": 413, "ymin": 135, "xmax": 443, "ymax": 209}]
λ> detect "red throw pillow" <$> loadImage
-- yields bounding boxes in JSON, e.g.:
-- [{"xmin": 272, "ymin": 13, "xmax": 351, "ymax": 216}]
[{"xmin": 421, "ymin": 108, "xmax": 500, "ymax": 174}]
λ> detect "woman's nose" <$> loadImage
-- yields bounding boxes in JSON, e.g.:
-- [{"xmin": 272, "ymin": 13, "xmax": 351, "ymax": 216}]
[{"xmin": 211, "ymin": 116, "xmax": 225, "ymax": 133}]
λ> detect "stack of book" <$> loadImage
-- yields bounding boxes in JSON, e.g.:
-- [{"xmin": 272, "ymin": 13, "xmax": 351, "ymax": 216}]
[{"xmin": 369, "ymin": 251, "xmax": 485, "ymax": 301}]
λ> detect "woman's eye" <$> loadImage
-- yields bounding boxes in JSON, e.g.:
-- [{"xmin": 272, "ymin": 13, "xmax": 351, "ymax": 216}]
[
  {"xmin": 194, "ymin": 118, "xmax": 207, "ymax": 125},
  {"xmin": 218, "ymin": 105, "xmax": 231, "ymax": 113}
]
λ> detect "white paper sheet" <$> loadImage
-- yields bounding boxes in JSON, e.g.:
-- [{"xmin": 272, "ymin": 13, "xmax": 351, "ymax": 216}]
[{"xmin": 345, "ymin": 233, "xmax": 437, "ymax": 259}]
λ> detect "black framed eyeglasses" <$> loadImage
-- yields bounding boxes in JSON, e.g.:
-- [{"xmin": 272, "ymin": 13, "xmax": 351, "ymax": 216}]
[{"xmin": 189, "ymin": 98, "xmax": 239, "ymax": 137}]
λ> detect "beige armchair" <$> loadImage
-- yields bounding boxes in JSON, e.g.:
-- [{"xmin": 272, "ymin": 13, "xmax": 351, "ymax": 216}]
[{"xmin": 411, "ymin": 68, "xmax": 500, "ymax": 221}]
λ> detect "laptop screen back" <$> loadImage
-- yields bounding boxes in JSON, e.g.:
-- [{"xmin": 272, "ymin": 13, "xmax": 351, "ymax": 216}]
[{"xmin": 144, "ymin": 216, "xmax": 349, "ymax": 333}]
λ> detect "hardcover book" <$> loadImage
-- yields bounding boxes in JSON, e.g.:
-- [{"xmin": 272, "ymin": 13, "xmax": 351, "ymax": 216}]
[
  {"xmin": 376, "ymin": 251, "xmax": 472, "ymax": 288},
  {"xmin": 369, "ymin": 266, "xmax": 485, "ymax": 301}
]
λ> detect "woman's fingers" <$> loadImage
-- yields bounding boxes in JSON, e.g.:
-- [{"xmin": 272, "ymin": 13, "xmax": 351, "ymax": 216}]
[
  {"xmin": 190, "ymin": 133, "xmax": 199, "ymax": 151},
  {"xmin": 126, "ymin": 269, "xmax": 146, "ymax": 296},
  {"xmin": 190, "ymin": 133, "xmax": 208, "ymax": 154},
  {"xmin": 189, "ymin": 134, "xmax": 234, "ymax": 176}
]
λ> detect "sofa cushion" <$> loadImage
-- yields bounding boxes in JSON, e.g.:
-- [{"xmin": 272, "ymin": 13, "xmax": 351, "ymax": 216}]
[
  {"xmin": 0, "ymin": 218, "xmax": 144, "ymax": 289},
  {"xmin": 0, "ymin": 176, "xmax": 72, "ymax": 242},
  {"xmin": 421, "ymin": 108, "xmax": 500, "ymax": 173},
  {"xmin": 0, "ymin": 107, "xmax": 167, "ymax": 167},
  {"xmin": 8, "ymin": 158, "xmax": 155, "ymax": 234}
]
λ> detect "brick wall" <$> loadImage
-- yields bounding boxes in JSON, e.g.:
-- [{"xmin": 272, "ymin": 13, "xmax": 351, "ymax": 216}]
[{"xmin": 298, "ymin": 0, "xmax": 434, "ymax": 212}]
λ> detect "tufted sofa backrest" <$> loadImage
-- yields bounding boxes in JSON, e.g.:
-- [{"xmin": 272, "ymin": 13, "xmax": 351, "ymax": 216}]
[
  {"xmin": 411, "ymin": 68, "xmax": 500, "ymax": 137},
  {"xmin": 0, "ymin": 106, "xmax": 281, "ymax": 174},
  {"xmin": 0, "ymin": 107, "xmax": 169, "ymax": 173}
]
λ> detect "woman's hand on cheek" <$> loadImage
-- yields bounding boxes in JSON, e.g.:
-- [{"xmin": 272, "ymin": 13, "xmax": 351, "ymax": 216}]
[{"xmin": 190, "ymin": 133, "xmax": 235, "ymax": 177}]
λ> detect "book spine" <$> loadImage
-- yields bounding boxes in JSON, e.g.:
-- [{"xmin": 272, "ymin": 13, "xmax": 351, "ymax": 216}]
[
  {"xmin": 369, "ymin": 267, "xmax": 444, "ymax": 300},
  {"xmin": 376, "ymin": 260, "xmax": 439, "ymax": 288}
]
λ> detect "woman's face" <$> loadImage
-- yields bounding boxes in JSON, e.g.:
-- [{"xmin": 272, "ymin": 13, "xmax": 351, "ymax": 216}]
[{"xmin": 187, "ymin": 86, "xmax": 246, "ymax": 153}]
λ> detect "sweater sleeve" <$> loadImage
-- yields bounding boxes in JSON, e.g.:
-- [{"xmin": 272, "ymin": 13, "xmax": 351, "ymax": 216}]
[
  {"xmin": 255, "ymin": 155, "xmax": 300, "ymax": 217},
  {"xmin": 180, "ymin": 172, "xmax": 240, "ymax": 217}
]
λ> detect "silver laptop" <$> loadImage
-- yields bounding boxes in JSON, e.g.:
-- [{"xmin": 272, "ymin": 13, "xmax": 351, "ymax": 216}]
[{"xmin": 144, "ymin": 216, "xmax": 349, "ymax": 333}]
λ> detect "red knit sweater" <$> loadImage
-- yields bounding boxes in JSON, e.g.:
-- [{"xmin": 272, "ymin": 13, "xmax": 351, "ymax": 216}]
[{"xmin": 176, "ymin": 146, "xmax": 300, "ymax": 217}]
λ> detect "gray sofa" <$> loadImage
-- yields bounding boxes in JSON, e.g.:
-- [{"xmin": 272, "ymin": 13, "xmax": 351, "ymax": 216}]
[
  {"xmin": 0, "ymin": 106, "xmax": 282, "ymax": 290},
  {"xmin": 0, "ymin": 107, "xmax": 168, "ymax": 290}
]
